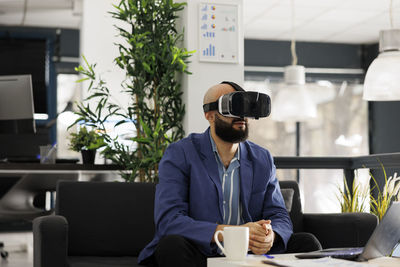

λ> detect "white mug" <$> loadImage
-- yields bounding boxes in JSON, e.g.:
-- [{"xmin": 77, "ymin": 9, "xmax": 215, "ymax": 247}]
[{"xmin": 214, "ymin": 227, "xmax": 249, "ymax": 261}]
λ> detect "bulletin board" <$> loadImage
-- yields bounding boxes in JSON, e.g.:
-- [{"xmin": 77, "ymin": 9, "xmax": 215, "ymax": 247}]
[{"xmin": 198, "ymin": 3, "xmax": 239, "ymax": 63}]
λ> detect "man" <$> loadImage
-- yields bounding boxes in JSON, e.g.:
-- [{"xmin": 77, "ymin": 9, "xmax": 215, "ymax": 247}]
[{"xmin": 138, "ymin": 81, "xmax": 293, "ymax": 267}]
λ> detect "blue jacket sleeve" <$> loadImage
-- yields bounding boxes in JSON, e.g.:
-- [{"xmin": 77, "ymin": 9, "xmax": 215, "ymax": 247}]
[{"xmin": 154, "ymin": 142, "xmax": 218, "ymax": 255}]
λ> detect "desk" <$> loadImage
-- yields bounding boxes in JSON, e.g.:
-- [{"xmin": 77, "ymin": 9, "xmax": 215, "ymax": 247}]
[
  {"xmin": 0, "ymin": 162, "xmax": 120, "ymax": 171},
  {"xmin": 0, "ymin": 163, "xmax": 121, "ymax": 181},
  {"xmin": 207, "ymin": 254, "xmax": 400, "ymax": 267},
  {"xmin": 0, "ymin": 163, "xmax": 122, "ymax": 228}
]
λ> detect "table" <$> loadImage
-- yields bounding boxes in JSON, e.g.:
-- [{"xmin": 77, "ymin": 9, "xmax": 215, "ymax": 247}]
[
  {"xmin": 0, "ymin": 163, "xmax": 122, "ymax": 229},
  {"xmin": 0, "ymin": 162, "xmax": 120, "ymax": 171},
  {"xmin": 0, "ymin": 163, "xmax": 121, "ymax": 181},
  {"xmin": 207, "ymin": 254, "xmax": 400, "ymax": 267}
]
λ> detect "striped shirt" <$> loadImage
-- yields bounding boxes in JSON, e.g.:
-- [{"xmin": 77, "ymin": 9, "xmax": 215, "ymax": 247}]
[{"xmin": 209, "ymin": 133, "xmax": 243, "ymax": 225}]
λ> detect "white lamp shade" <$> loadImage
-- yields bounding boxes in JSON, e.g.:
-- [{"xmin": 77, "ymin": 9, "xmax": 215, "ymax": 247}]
[
  {"xmin": 58, "ymin": 111, "xmax": 80, "ymax": 127},
  {"xmin": 271, "ymin": 84, "xmax": 317, "ymax": 122},
  {"xmin": 271, "ymin": 65, "xmax": 317, "ymax": 122},
  {"xmin": 363, "ymin": 51, "xmax": 400, "ymax": 101}
]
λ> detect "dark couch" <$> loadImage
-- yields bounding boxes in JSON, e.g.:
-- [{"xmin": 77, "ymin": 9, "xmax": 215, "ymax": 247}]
[
  {"xmin": 279, "ymin": 181, "xmax": 378, "ymax": 249},
  {"xmin": 33, "ymin": 180, "xmax": 378, "ymax": 267}
]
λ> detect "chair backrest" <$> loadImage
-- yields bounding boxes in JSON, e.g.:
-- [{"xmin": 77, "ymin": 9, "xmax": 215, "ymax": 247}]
[
  {"xmin": 279, "ymin": 180, "xmax": 303, "ymax": 233},
  {"xmin": 56, "ymin": 181, "xmax": 155, "ymax": 257}
]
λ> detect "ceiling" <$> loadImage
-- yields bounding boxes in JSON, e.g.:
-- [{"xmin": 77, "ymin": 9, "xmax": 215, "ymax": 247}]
[
  {"xmin": 245, "ymin": 0, "xmax": 400, "ymax": 44},
  {"xmin": 0, "ymin": 0, "xmax": 399, "ymax": 44},
  {"xmin": 0, "ymin": 0, "xmax": 81, "ymax": 29}
]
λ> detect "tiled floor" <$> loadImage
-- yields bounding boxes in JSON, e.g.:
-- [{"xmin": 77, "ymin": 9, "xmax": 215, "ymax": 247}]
[
  {"xmin": 0, "ymin": 232, "xmax": 32, "ymax": 267},
  {"xmin": 0, "ymin": 252, "xmax": 32, "ymax": 267}
]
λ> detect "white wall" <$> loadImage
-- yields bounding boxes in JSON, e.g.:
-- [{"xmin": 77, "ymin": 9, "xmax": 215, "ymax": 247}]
[
  {"xmin": 80, "ymin": 0, "xmax": 128, "ymax": 108},
  {"xmin": 179, "ymin": 0, "xmax": 244, "ymax": 135}
]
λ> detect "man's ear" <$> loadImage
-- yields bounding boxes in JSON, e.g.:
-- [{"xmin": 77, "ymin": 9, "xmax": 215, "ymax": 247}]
[{"xmin": 204, "ymin": 111, "xmax": 215, "ymax": 122}]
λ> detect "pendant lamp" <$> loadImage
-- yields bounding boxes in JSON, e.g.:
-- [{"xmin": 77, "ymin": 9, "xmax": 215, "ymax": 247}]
[
  {"xmin": 363, "ymin": 0, "xmax": 400, "ymax": 101},
  {"xmin": 271, "ymin": 0, "xmax": 317, "ymax": 122},
  {"xmin": 272, "ymin": 65, "xmax": 317, "ymax": 122},
  {"xmin": 363, "ymin": 29, "xmax": 400, "ymax": 100}
]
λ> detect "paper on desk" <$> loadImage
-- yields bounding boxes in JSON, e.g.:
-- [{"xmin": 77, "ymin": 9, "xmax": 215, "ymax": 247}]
[{"xmin": 262, "ymin": 258, "xmax": 377, "ymax": 267}]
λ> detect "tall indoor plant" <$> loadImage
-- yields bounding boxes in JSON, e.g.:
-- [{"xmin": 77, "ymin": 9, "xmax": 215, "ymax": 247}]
[{"xmin": 71, "ymin": 0, "xmax": 192, "ymax": 182}]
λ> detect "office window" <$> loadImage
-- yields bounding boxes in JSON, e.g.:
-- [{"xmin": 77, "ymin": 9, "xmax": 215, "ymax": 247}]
[
  {"xmin": 245, "ymin": 77, "xmax": 369, "ymax": 213},
  {"xmin": 56, "ymin": 74, "xmax": 137, "ymax": 163},
  {"xmin": 57, "ymin": 74, "xmax": 81, "ymax": 159}
]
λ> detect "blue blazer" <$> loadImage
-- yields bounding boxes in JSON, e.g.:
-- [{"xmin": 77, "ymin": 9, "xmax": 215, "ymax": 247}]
[{"xmin": 138, "ymin": 128, "xmax": 293, "ymax": 263}]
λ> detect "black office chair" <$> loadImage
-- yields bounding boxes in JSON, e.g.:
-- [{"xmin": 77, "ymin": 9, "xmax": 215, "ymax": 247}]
[
  {"xmin": 0, "ymin": 173, "xmax": 78, "ymax": 259},
  {"xmin": 34, "ymin": 181, "xmax": 156, "ymax": 267}
]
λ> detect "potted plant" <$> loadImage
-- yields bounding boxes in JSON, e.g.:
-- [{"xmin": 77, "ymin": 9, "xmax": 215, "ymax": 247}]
[
  {"xmin": 369, "ymin": 168, "xmax": 400, "ymax": 221},
  {"xmin": 70, "ymin": 0, "xmax": 192, "ymax": 182},
  {"xmin": 337, "ymin": 176, "xmax": 369, "ymax": 213},
  {"xmin": 69, "ymin": 127, "xmax": 106, "ymax": 164},
  {"xmin": 337, "ymin": 164, "xmax": 400, "ymax": 221}
]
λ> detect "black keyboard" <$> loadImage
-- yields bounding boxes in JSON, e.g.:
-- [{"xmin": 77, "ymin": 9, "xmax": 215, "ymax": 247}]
[{"xmin": 296, "ymin": 247, "xmax": 363, "ymax": 260}]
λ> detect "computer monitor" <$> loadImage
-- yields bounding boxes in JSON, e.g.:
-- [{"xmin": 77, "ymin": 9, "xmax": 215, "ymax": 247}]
[{"xmin": 0, "ymin": 75, "xmax": 36, "ymax": 134}]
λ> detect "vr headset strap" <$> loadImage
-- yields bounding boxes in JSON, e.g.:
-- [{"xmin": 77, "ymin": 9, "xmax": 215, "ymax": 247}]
[
  {"xmin": 220, "ymin": 81, "xmax": 245, "ymax": 92},
  {"xmin": 203, "ymin": 81, "xmax": 244, "ymax": 112},
  {"xmin": 203, "ymin": 101, "xmax": 218, "ymax": 112}
]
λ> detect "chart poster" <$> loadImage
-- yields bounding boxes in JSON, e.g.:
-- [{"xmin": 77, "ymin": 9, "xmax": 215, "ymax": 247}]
[{"xmin": 198, "ymin": 3, "xmax": 239, "ymax": 63}]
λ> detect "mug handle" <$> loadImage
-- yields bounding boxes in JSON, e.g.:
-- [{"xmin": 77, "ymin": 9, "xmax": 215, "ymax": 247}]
[{"xmin": 214, "ymin": 230, "xmax": 225, "ymax": 255}]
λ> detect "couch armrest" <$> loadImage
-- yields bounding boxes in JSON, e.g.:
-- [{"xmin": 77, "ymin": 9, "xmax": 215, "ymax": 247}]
[
  {"xmin": 303, "ymin": 213, "xmax": 378, "ymax": 249},
  {"xmin": 33, "ymin": 215, "xmax": 69, "ymax": 267}
]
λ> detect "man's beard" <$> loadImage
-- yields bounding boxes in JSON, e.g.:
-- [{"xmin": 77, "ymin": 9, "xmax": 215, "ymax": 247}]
[{"xmin": 214, "ymin": 114, "xmax": 249, "ymax": 143}]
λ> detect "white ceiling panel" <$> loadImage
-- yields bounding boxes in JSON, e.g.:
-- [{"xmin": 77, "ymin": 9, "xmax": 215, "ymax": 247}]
[
  {"xmin": 340, "ymin": 0, "xmax": 393, "ymax": 11},
  {"xmin": 244, "ymin": 0, "xmax": 400, "ymax": 44},
  {"xmin": 256, "ymin": 5, "xmax": 326, "ymax": 21},
  {"xmin": 244, "ymin": 2, "xmax": 280, "ymax": 25},
  {"xmin": 296, "ymin": 20, "xmax": 353, "ymax": 35},
  {"xmin": 350, "ymin": 17, "xmax": 392, "ymax": 35},
  {"xmin": 245, "ymin": 19, "xmax": 292, "ymax": 39},
  {"xmin": 274, "ymin": 31, "xmax": 331, "ymax": 43},
  {"xmin": 0, "ymin": 0, "xmax": 24, "ymax": 12},
  {"xmin": 243, "ymin": 0, "xmax": 279, "ymax": 10},
  {"xmin": 319, "ymin": 9, "xmax": 380, "ymax": 23},
  {"xmin": 325, "ymin": 32, "xmax": 379, "ymax": 44},
  {"xmin": 272, "ymin": 0, "xmax": 347, "ymax": 9},
  {"xmin": 0, "ymin": 0, "xmax": 399, "ymax": 43},
  {"xmin": 0, "ymin": 0, "xmax": 79, "ymax": 28}
]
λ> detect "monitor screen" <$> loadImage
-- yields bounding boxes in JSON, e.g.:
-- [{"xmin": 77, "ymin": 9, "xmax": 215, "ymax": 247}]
[
  {"xmin": 0, "ymin": 74, "xmax": 36, "ymax": 134},
  {"xmin": 0, "ymin": 38, "xmax": 47, "ymax": 114}
]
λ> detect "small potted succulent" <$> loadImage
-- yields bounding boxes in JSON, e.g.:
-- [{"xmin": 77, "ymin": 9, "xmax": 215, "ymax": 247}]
[{"xmin": 69, "ymin": 127, "xmax": 106, "ymax": 164}]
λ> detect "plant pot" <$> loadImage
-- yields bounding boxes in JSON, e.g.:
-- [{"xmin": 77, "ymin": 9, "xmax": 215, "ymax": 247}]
[{"xmin": 81, "ymin": 149, "xmax": 96, "ymax": 164}]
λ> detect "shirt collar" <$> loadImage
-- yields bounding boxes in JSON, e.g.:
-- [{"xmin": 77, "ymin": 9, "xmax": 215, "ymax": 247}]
[{"xmin": 209, "ymin": 131, "xmax": 240, "ymax": 161}]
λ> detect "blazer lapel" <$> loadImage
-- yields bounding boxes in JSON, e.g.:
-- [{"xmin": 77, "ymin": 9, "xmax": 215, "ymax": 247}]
[
  {"xmin": 192, "ymin": 128, "xmax": 224, "ymax": 218},
  {"xmin": 239, "ymin": 142, "xmax": 253, "ymax": 221}
]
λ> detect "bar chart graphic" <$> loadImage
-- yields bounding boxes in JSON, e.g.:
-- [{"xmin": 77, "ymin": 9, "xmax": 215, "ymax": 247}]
[
  {"xmin": 199, "ymin": 3, "xmax": 238, "ymax": 63},
  {"xmin": 202, "ymin": 44, "xmax": 215, "ymax": 56},
  {"xmin": 203, "ymin": 32, "xmax": 215, "ymax": 38}
]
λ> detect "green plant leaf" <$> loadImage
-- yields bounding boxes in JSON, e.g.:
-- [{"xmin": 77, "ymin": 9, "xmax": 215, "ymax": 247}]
[{"xmin": 71, "ymin": 0, "xmax": 190, "ymax": 183}]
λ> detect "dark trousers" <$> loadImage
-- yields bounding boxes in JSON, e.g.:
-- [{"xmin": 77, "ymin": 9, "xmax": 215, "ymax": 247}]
[
  {"xmin": 145, "ymin": 232, "xmax": 322, "ymax": 267},
  {"xmin": 286, "ymin": 232, "xmax": 322, "ymax": 253},
  {"xmin": 153, "ymin": 235, "xmax": 208, "ymax": 267}
]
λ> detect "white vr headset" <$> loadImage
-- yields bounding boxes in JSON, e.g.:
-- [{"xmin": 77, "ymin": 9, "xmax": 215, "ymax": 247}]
[{"xmin": 203, "ymin": 81, "xmax": 271, "ymax": 120}]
